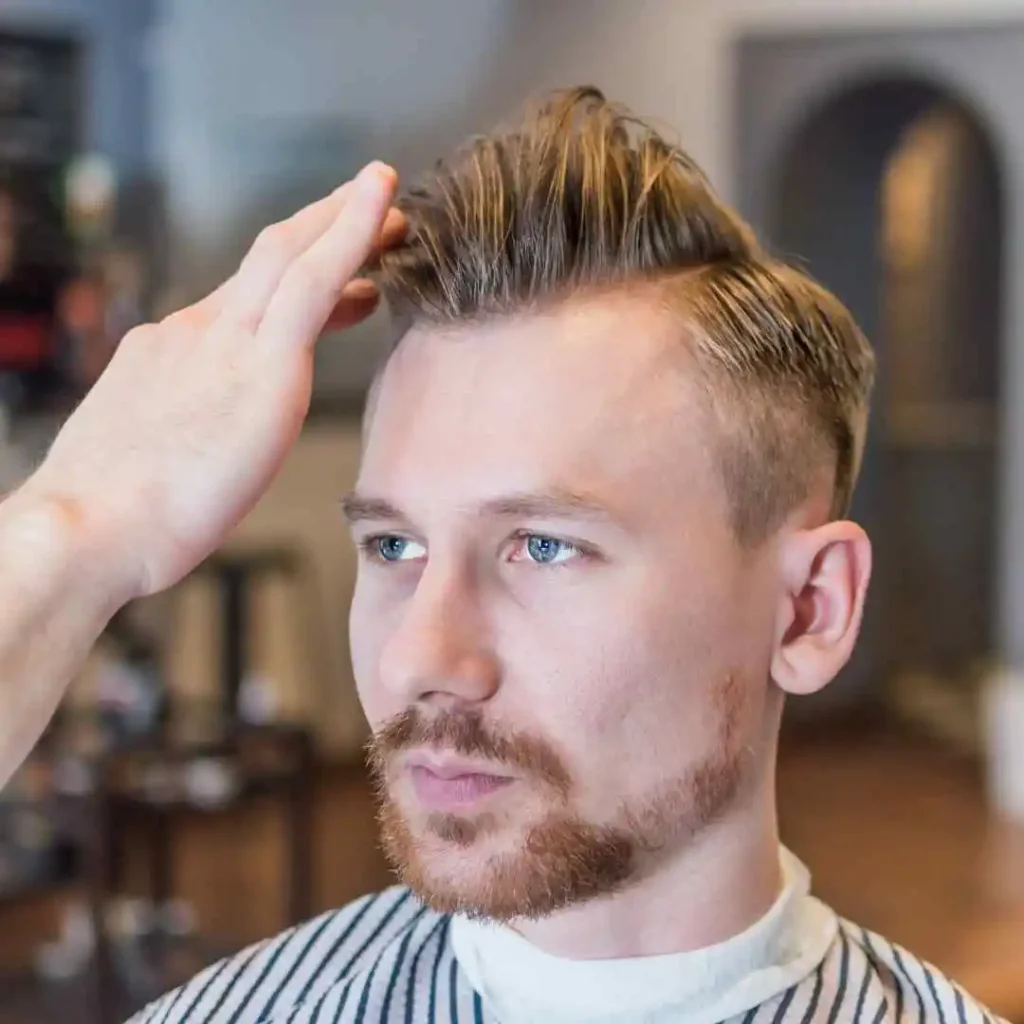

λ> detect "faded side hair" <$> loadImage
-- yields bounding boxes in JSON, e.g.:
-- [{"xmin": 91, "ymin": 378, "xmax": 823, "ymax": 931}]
[{"xmin": 377, "ymin": 86, "xmax": 875, "ymax": 544}]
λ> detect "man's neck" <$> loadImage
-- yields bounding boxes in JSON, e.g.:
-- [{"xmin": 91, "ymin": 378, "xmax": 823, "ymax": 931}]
[{"xmin": 511, "ymin": 805, "xmax": 783, "ymax": 960}]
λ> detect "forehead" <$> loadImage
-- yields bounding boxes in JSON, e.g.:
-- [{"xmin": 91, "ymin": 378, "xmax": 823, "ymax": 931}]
[{"xmin": 359, "ymin": 297, "xmax": 723, "ymax": 518}]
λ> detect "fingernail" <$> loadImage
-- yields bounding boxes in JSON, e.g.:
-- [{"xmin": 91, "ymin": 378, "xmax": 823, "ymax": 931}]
[{"xmin": 359, "ymin": 161, "xmax": 396, "ymax": 188}]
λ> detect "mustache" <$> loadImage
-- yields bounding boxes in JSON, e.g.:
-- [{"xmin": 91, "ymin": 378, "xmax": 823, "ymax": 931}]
[{"xmin": 366, "ymin": 708, "xmax": 571, "ymax": 794}]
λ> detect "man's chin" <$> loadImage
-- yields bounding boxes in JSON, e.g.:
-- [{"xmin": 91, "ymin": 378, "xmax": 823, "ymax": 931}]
[
  {"xmin": 380, "ymin": 813, "xmax": 520, "ymax": 917},
  {"xmin": 378, "ymin": 797, "xmax": 637, "ymax": 920},
  {"xmin": 381, "ymin": 802, "xmax": 519, "ymax": 891}
]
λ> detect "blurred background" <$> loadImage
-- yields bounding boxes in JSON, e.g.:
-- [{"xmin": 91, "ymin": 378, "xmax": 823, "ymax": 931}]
[{"xmin": 1, "ymin": 0, "xmax": 1024, "ymax": 1020}]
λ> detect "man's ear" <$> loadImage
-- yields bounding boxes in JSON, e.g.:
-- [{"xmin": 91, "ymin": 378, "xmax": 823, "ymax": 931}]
[{"xmin": 770, "ymin": 520, "xmax": 872, "ymax": 696}]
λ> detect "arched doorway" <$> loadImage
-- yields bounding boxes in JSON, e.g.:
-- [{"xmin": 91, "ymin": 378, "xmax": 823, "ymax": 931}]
[{"xmin": 771, "ymin": 77, "xmax": 1003, "ymax": 747}]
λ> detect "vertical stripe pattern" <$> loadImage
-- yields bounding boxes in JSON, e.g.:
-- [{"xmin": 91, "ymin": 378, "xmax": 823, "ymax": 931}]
[{"xmin": 127, "ymin": 893, "xmax": 1009, "ymax": 1023}]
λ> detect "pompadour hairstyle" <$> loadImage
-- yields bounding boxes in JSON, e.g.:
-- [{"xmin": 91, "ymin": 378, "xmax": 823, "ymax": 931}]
[{"xmin": 378, "ymin": 87, "xmax": 875, "ymax": 544}]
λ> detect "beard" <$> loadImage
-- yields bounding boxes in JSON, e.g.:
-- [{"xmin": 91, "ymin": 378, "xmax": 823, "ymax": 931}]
[{"xmin": 367, "ymin": 689, "xmax": 745, "ymax": 922}]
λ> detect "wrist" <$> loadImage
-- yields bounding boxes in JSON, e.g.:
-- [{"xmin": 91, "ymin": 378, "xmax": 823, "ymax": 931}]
[{"xmin": 0, "ymin": 484, "xmax": 143, "ymax": 611}]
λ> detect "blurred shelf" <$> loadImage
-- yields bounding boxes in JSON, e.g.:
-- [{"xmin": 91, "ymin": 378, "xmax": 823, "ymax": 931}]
[
  {"xmin": 109, "ymin": 770, "xmax": 302, "ymax": 819},
  {"xmin": 10, "ymin": 702, "xmax": 313, "ymax": 818},
  {"xmin": 0, "ymin": 705, "xmax": 314, "ymax": 1021},
  {"xmin": 36, "ymin": 700, "xmax": 311, "ymax": 756}
]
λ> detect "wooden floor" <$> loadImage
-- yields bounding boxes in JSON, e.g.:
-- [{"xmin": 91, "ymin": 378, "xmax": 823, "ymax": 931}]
[
  {"xmin": 778, "ymin": 724, "xmax": 1024, "ymax": 1018},
  {"xmin": 5, "ymin": 721, "xmax": 1024, "ymax": 1020}
]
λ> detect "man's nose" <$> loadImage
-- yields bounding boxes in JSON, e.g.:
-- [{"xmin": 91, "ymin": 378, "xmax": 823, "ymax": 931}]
[{"xmin": 377, "ymin": 565, "xmax": 500, "ymax": 709}]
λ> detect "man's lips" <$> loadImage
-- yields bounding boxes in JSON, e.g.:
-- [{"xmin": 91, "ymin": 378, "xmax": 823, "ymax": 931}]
[{"xmin": 402, "ymin": 753, "xmax": 515, "ymax": 811}]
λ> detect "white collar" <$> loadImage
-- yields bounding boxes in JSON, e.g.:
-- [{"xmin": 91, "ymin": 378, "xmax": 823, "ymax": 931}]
[{"xmin": 451, "ymin": 847, "xmax": 837, "ymax": 1024}]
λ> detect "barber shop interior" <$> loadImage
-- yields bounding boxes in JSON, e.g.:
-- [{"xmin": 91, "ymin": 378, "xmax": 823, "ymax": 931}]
[{"xmin": 3, "ymin": 1, "xmax": 1024, "ymax": 1022}]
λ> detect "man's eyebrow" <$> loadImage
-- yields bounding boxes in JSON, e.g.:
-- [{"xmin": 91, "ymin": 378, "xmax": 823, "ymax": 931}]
[
  {"xmin": 339, "ymin": 489, "xmax": 617, "ymax": 525},
  {"xmin": 339, "ymin": 493, "xmax": 404, "ymax": 524}
]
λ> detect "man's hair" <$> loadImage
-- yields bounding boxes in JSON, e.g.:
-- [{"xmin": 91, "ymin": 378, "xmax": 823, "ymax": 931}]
[{"xmin": 377, "ymin": 87, "xmax": 875, "ymax": 544}]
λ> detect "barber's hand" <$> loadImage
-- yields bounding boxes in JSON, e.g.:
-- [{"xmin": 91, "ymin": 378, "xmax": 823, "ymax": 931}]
[{"xmin": 27, "ymin": 161, "xmax": 403, "ymax": 598}]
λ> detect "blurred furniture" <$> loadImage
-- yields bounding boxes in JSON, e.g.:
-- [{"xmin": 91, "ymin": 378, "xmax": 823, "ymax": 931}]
[
  {"xmin": 0, "ymin": 705, "xmax": 314, "ymax": 1023},
  {"xmin": 193, "ymin": 547, "xmax": 327, "ymax": 728},
  {"xmin": 0, "ymin": 533, "xmax": 328, "ymax": 1022}
]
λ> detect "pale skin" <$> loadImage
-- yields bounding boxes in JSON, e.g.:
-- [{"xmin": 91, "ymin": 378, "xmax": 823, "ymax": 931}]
[{"xmin": 0, "ymin": 167, "xmax": 872, "ymax": 961}]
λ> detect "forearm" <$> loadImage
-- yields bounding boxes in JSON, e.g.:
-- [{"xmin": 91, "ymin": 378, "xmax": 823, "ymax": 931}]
[{"xmin": 0, "ymin": 488, "xmax": 131, "ymax": 787}]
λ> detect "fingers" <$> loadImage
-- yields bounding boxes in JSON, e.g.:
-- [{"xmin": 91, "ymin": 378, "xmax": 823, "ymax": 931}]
[
  {"xmin": 218, "ymin": 184, "xmax": 353, "ymax": 330},
  {"xmin": 295, "ymin": 208, "xmax": 405, "ymax": 332},
  {"xmin": 379, "ymin": 206, "xmax": 408, "ymax": 252},
  {"xmin": 324, "ymin": 278, "xmax": 382, "ymax": 332},
  {"xmin": 256, "ymin": 163, "xmax": 397, "ymax": 347},
  {"xmin": 158, "ymin": 163, "xmax": 404, "ymax": 339},
  {"xmin": 168, "ymin": 206, "xmax": 404, "ymax": 332}
]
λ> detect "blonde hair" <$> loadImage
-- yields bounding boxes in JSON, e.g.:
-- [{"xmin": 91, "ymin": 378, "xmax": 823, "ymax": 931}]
[{"xmin": 378, "ymin": 87, "xmax": 875, "ymax": 544}]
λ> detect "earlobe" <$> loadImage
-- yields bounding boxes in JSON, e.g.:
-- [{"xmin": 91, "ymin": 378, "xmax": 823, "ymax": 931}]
[{"xmin": 770, "ymin": 521, "xmax": 872, "ymax": 696}]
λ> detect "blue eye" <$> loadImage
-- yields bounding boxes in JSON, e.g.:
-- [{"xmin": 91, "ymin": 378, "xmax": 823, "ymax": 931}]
[
  {"xmin": 362, "ymin": 536, "xmax": 426, "ymax": 563},
  {"xmin": 524, "ymin": 535, "xmax": 579, "ymax": 565},
  {"xmin": 378, "ymin": 536, "xmax": 408, "ymax": 561}
]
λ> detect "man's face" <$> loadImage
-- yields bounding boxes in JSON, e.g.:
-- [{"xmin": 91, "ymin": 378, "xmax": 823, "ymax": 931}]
[{"xmin": 348, "ymin": 295, "xmax": 782, "ymax": 920}]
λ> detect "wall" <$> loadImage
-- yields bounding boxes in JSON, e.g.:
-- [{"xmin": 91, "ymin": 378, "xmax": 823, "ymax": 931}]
[
  {"xmin": 149, "ymin": 0, "xmax": 516, "ymax": 281},
  {"xmin": 487, "ymin": 1, "xmax": 1024, "ymax": 194}
]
